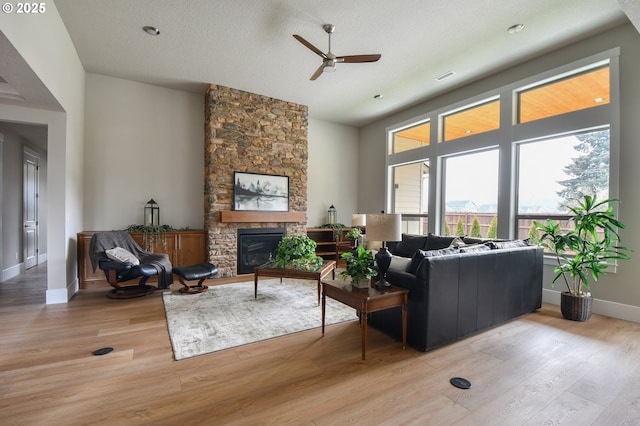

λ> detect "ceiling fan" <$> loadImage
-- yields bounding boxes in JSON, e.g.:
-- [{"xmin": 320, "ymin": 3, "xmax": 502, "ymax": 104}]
[{"xmin": 293, "ymin": 24, "xmax": 381, "ymax": 81}]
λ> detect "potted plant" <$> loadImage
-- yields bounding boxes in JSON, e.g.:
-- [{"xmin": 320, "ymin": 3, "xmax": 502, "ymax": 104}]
[
  {"xmin": 534, "ymin": 195, "xmax": 631, "ymax": 321},
  {"xmin": 274, "ymin": 234, "xmax": 323, "ymax": 271},
  {"xmin": 344, "ymin": 227, "xmax": 362, "ymax": 249},
  {"xmin": 339, "ymin": 245, "xmax": 376, "ymax": 289}
]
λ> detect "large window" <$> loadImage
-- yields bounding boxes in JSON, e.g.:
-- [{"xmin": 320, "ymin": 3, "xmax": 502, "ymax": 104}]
[
  {"xmin": 443, "ymin": 150, "xmax": 499, "ymax": 236},
  {"xmin": 516, "ymin": 128, "xmax": 610, "ymax": 241},
  {"xmin": 392, "ymin": 161, "xmax": 429, "ymax": 234},
  {"xmin": 385, "ymin": 50, "xmax": 617, "ymax": 244}
]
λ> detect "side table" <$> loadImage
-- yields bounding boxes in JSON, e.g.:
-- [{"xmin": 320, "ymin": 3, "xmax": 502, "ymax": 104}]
[{"xmin": 321, "ymin": 279, "xmax": 408, "ymax": 360}]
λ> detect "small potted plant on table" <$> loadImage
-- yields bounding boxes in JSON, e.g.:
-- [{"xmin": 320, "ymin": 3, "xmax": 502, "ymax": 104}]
[
  {"xmin": 339, "ymin": 245, "xmax": 376, "ymax": 289},
  {"xmin": 534, "ymin": 195, "xmax": 631, "ymax": 321}
]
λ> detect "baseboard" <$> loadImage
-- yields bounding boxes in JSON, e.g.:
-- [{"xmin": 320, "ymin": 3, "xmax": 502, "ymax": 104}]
[
  {"xmin": 2, "ymin": 263, "xmax": 24, "ymax": 281},
  {"xmin": 38, "ymin": 253, "xmax": 47, "ymax": 263},
  {"xmin": 46, "ymin": 277, "xmax": 79, "ymax": 304},
  {"xmin": 542, "ymin": 289, "xmax": 640, "ymax": 323}
]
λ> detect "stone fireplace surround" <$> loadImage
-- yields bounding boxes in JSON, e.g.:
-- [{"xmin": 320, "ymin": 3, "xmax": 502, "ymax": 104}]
[{"xmin": 204, "ymin": 84, "xmax": 309, "ymax": 277}]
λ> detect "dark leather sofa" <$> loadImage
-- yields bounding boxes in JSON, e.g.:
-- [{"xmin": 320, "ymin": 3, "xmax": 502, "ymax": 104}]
[{"xmin": 369, "ymin": 234, "xmax": 544, "ymax": 352}]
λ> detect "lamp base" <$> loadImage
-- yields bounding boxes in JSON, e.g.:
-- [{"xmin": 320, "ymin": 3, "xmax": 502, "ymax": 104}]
[{"xmin": 375, "ymin": 276, "xmax": 391, "ymax": 290}]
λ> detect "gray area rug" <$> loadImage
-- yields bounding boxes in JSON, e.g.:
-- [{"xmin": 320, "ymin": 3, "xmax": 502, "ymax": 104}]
[{"xmin": 163, "ymin": 278, "xmax": 358, "ymax": 360}]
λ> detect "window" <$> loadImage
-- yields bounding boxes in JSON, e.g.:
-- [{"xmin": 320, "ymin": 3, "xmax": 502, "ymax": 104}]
[
  {"xmin": 516, "ymin": 128, "xmax": 610, "ymax": 241},
  {"xmin": 390, "ymin": 121, "xmax": 430, "ymax": 154},
  {"xmin": 442, "ymin": 99, "xmax": 500, "ymax": 142},
  {"xmin": 518, "ymin": 66, "xmax": 609, "ymax": 124},
  {"xmin": 391, "ymin": 161, "xmax": 429, "ymax": 234},
  {"xmin": 443, "ymin": 150, "xmax": 499, "ymax": 236},
  {"xmin": 385, "ymin": 50, "xmax": 618, "ymax": 244}
]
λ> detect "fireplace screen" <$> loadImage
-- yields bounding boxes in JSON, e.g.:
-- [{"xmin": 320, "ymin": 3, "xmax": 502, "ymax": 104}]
[{"xmin": 237, "ymin": 228, "xmax": 285, "ymax": 274}]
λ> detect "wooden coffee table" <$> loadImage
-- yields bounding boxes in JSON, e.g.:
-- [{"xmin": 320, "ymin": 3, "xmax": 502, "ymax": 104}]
[
  {"xmin": 254, "ymin": 260, "xmax": 336, "ymax": 305},
  {"xmin": 321, "ymin": 279, "xmax": 408, "ymax": 360}
]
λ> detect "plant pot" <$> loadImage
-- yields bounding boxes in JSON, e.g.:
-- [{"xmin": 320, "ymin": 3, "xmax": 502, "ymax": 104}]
[
  {"xmin": 351, "ymin": 278, "xmax": 370, "ymax": 289},
  {"xmin": 560, "ymin": 291, "xmax": 593, "ymax": 322}
]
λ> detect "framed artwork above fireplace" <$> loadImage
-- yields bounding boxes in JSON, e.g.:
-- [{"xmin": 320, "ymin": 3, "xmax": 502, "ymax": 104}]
[{"xmin": 233, "ymin": 172, "xmax": 289, "ymax": 212}]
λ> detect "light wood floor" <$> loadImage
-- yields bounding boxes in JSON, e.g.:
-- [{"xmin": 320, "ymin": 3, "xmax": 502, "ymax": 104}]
[{"xmin": 1, "ymin": 263, "xmax": 640, "ymax": 425}]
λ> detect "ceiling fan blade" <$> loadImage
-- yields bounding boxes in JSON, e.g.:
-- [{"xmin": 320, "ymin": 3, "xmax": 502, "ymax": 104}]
[
  {"xmin": 310, "ymin": 64, "xmax": 325, "ymax": 81},
  {"xmin": 337, "ymin": 54, "xmax": 381, "ymax": 63},
  {"xmin": 293, "ymin": 35, "xmax": 327, "ymax": 59}
]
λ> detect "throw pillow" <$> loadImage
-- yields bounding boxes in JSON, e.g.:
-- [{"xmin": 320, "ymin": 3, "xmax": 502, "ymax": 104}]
[
  {"xmin": 460, "ymin": 243, "xmax": 491, "ymax": 253},
  {"xmin": 449, "ymin": 236, "xmax": 467, "ymax": 248},
  {"xmin": 426, "ymin": 234, "xmax": 456, "ymax": 250},
  {"xmin": 393, "ymin": 234, "xmax": 428, "ymax": 257},
  {"xmin": 490, "ymin": 239, "xmax": 529, "ymax": 249},
  {"xmin": 407, "ymin": 247, "xmax": 459, "ymax": 274},
  {"xmin": 105, "ymin": 247, "xmax": 140, "ymax": 265}
]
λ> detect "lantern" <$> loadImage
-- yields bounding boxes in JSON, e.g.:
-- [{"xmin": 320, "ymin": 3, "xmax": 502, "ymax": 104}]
[
  {"xmin": 144, "ymin": 198, "xmax": 160, "ymax": 226},
  {"xmin": 327, "ymin": 205, "xmax": 337, "ymax": 225}
]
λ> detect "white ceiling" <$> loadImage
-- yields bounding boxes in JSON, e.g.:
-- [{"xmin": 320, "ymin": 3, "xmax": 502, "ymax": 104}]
[{"xmin": 2, "ymin": 0, "xmax": 638, "ymax": 130}]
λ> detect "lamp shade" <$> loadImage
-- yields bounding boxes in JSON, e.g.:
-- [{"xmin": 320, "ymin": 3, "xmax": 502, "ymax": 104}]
[
  {"xmin": 366, "ymin": 214, "xmax": 402, "ymax": 243},
  {"xmin": 351, "ymin": 214, "xmax": 366, "ymax": 227}
]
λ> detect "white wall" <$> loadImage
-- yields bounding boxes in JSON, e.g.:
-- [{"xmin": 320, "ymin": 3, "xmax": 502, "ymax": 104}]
[
  {"xmin": 307, "ymin": 119, "xmax": 360, "ymax": 227},
  {"xmin": 0, "ymin": 0, "xmax": 86, "ymax": 303},
  {"xmin": 83, "ymin": 74, "xmax": 204, "ymax": 230},
  {"xmin": 359, "ymin": 23, "xmax": 640, "ymax": 320}
]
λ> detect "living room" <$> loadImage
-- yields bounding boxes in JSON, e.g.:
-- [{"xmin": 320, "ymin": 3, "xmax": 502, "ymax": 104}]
[{"xmin": 2, "ymin": 1, "xmax": 640, "ymax": 422}]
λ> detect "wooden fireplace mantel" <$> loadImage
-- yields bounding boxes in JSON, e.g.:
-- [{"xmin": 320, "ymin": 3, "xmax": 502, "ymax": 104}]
[{"xmin": 219, "ymin": 210, "xmax": 306, "ymax": 223}]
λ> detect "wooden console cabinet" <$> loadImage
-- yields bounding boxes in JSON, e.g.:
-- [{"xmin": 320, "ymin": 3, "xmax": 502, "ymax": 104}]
[
  {"xmin": 306, "ymin": 228, "xmax": 355, "ymax": 267},
  {"xmin": 77, "ymin": 230, "xmax": 208, "ymax": 289}
]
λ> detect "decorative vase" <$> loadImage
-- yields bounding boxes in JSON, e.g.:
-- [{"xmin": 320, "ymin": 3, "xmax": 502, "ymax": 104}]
[
  {"xmin": 560, "ymin": 291, "xmax": 593, "ymax": 322},
  {"xmin": 351, "ymin": 277, "xmax": 370, "ymax": 289}
]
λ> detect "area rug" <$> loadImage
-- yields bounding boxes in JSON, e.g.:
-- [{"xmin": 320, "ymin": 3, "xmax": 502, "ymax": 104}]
[{"xmin": 162, "ymin": 278, "xmax": 358, "ymax": 360}]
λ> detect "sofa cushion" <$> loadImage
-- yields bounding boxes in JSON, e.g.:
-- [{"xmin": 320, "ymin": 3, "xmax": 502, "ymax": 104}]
[
  {"xmin": 459, "ymin": 243, "xmax": 491, "ymax": 253},
  {"xmin": 388, "ymin": 255, "xmax": 413, "ymax": 274},
  {"xmin": 427, "ymin": 234, "xmax": 456, "ymax": 250},
  {"xmin": 490, "ymin": 239, "xmax": 529, "ymax": 249},
  {"xmin": 105, "ymin": 247, "xmax": 140, "ymax": 265},
  {"xmin": 392, "ymin": 234, "xmax": 428, "ymax": 257},
  {"xmin": 407, "ymin": 247, "xmax": 459, "ymax": 274}
]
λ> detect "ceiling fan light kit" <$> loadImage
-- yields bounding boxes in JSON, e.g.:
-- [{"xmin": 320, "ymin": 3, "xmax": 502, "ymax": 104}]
[{"xmin": 293, "ymin": 24, "xmax": 381, "ymax": 80}]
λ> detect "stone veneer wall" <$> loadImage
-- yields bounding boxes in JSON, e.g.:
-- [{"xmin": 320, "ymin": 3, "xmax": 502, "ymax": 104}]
[{"xmin": 204, "ymin": 84, "xmax": 308, "ymax": 277}]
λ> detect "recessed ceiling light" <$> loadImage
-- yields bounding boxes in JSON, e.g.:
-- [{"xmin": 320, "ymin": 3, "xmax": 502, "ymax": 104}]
[
  {"xmin": 594, "ymin": 97, "xmax": 606, "ymax": 103},
  {"xmin": 374, "ymin": 94, "xmax": 384, "ymax": 100},
  {"xmin": 435, "ymin": 71, "xmax": 456, "ymax": 82},
  {"xmin": 143, "ymin": 26, "xmax": 160, "ymax": 36},
  {"xmin": 465, "ymin": 129, "xmax": 473, "ymax": 134},
  {"xmin": 507, "ymin": 24, "xmax": 525, "ymax": 34}
]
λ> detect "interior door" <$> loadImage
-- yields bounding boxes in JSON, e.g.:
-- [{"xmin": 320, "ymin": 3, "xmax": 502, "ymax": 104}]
[{"xmin": 23, "ymin": 150, "xmax": 38, "ymax": 270}]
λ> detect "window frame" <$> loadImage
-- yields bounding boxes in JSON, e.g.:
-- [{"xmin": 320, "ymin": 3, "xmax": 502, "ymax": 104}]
[{"xmin": 384, "ymin": 48, "xmax": 620, "ymax": 251}]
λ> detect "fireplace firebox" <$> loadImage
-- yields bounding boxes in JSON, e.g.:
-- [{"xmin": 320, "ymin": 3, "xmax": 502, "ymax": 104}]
[{"xmin": 237, "ymin": 228, "xmax": 285, "ymax": 275}]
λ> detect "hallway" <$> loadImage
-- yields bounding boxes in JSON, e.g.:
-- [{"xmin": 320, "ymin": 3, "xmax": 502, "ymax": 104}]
[{"xmin": 0, "ymin": 262, "xmax": 47, "ymax": 306}]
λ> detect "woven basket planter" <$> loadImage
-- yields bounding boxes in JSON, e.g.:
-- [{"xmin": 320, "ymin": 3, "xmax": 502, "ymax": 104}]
[{"xmin": 560, "ymin": 292, "xmax": 593, "ymax": 322}]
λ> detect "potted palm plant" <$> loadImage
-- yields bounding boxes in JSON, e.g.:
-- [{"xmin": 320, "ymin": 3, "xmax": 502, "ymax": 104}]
[
  {"xmin": 534, "ymin": 195, "xmax": 631, "ymax": 321},
  {"xmin": 339, "ymin": 245, "xmax": 376, "ymax": 289}
]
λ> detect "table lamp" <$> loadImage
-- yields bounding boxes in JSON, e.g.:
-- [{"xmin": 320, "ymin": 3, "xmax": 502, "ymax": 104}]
[{"xmin": 366, "ymin": 213, "xmax": 402, "ymax": 290}]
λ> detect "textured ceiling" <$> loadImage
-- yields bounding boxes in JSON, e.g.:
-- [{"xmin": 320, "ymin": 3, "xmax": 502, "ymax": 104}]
[{"xmin": 3, "ymin": 0, "xmax": 635, "ymax": 129}]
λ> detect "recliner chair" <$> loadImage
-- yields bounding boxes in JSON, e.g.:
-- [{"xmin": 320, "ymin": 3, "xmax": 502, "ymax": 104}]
[{"xmin": 89, "ymin": 231, "xmax": 173, "ymax": 299}]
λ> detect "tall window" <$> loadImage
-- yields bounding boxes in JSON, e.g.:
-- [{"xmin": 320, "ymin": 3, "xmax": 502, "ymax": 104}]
[
  {"xmin": 392, "ymin": 161, "xmax": 429, "ymax": 234},
  {"xmin": 443, "ymin": 150, "xmax": 499, "ymax": 237},
  {"xmin": 516, "ymin": 128, "xmax": 610, "ymax": 241}
]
